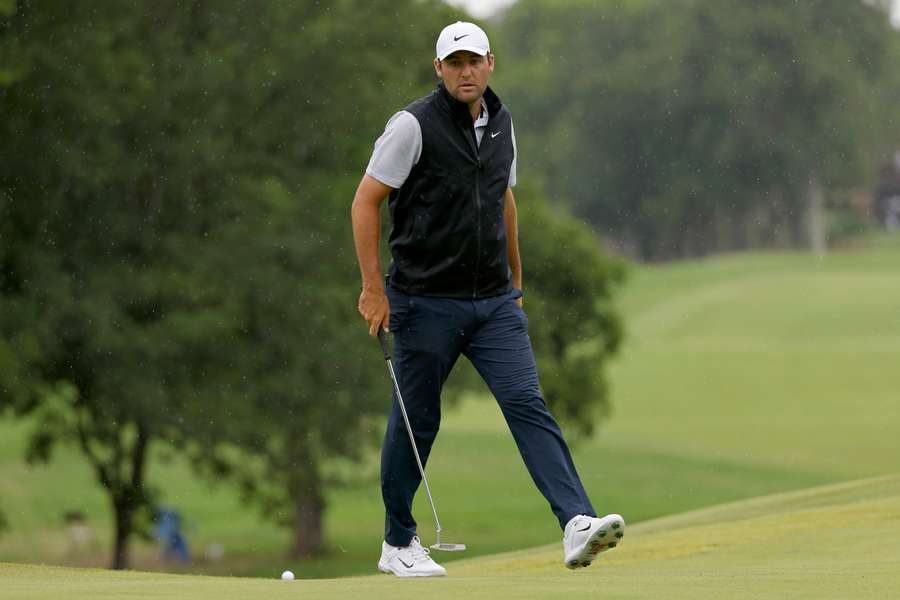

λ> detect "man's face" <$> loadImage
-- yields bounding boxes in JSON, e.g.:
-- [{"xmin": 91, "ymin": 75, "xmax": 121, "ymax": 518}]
[{"xmin": 433, "ymin": 51, "xmax": 494, "ymax": 104}]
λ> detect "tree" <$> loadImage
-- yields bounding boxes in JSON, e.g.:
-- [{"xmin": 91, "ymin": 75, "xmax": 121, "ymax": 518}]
[
  {"xmin": 0, "ymin": 0, "xmax": 303, "ymax": 568},
  {"xmin": 495, "ymin": 0, "xmax": 900, "ymax": 259}
]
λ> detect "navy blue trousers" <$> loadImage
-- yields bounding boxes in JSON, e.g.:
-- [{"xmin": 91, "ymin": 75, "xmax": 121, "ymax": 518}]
[{"xmin": 381, "ymin": 285, "xmax": 596, "ymax": 547}]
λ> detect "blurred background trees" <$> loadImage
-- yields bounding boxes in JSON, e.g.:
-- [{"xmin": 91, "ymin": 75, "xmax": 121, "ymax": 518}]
[
  {"xmin": 1, "ymin": 0, "xmax": 898, "ymax": 573},
  {"xmin": 495, "ymin": 0, "xmax": 900, "ymax": 259}
]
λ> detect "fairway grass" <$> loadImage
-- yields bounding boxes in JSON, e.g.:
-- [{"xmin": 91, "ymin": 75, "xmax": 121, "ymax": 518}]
[
  {"xmin": 2, "ymin": 236, "xmax": 899, "ymax": 578},
  {"xmin": 3, "ymin": 475, "xmax": 899, "ymax": 599}
]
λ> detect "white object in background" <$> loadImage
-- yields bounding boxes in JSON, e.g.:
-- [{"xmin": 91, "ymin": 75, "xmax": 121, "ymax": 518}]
[{"xmin": 281, "ymin": 570, "xmax": 295, "ymax": 581}]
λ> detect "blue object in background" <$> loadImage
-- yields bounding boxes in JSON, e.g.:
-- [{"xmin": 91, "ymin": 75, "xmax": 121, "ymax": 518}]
[{"xmin": 154, "ymin": 508, "xmax": 191, "ymax": 563}]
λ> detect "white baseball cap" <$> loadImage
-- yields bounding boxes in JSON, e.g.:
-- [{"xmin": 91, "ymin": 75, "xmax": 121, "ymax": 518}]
[{"xmin": 435, "ymin": 21, "xmax": 490, "ymax": 61}]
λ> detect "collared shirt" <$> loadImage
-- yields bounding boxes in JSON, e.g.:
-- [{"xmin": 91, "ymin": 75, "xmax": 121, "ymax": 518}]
[
  {"xmin": 366, "ymin": 97, "xmax": 517, "ymax": 190},
  {"xmin": 472, "ymin": 96, "xmax": 491, "ymax": 143}
]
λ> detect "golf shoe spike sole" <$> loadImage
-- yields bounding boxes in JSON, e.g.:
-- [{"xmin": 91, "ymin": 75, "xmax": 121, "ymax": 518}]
[{"xmin": 566, "ymin": 515, "xmax": 625, "ymax": 569}]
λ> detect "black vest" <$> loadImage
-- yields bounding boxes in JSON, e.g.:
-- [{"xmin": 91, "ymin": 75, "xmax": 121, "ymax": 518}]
[{"xmin": 386, "ymin": 82, "xmax": 515, "ymax": 298}]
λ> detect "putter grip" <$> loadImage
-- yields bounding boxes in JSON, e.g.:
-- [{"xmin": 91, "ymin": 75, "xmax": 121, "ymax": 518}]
[{"xmin": 377, "ymin": 329, "xmax": 391, "ymax": 361}]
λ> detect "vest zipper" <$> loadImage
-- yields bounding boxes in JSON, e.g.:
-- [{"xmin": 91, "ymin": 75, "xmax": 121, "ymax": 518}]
[{"xmin": 473, "ymin": 157, "xmax": 482, "ymax": 298}]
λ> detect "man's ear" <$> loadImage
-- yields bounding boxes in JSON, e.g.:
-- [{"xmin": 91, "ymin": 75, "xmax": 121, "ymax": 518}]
[
  {"xmin": 433, "ymin": 58, "xmax": 443, "ymax": 79},
  {"xmin": 487, "ymin": 53, "xmax": 495, "ymax": 73}
]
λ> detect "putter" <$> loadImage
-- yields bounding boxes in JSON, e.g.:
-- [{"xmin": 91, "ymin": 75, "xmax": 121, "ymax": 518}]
[{"xmin": 378, "ymin": 329, "xmax": 466, "ymax": 552}]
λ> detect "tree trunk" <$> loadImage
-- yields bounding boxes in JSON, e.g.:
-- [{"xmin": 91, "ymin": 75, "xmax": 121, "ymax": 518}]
[
  {"xmin": 109, "ymin": 422, "xmax": 150, "ymax": 570},
  {"xmin": 765, "ymin": 185, "xmax": 793, "ymax": 249},
  {"xmin": 291, "ymin": 488, "xmax": 325, "ymax": 558},
  {"xmin": 111, "ymin": 500, "xmax": 134, "ymax": 570},
  {"xmin": 806, "ymin": 171, "xmax": 827, "ymax": 257}
]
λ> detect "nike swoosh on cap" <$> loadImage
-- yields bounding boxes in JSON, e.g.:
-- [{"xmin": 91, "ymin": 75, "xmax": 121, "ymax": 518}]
[{"xmin": 453, "ymin": 34, "xmax": 470, "ymax": 41}]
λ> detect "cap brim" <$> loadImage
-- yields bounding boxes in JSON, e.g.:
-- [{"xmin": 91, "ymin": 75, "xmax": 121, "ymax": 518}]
[{"xmin": 437, "ymin": 46, "xmax": 489, "ymax": 60}]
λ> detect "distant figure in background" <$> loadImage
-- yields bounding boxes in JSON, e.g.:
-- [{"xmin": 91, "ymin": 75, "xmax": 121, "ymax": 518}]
[
  {"xmin": 875, "ymin": 152, "xmax": 900, "ymax": 232},
  {"xmin": 63, "ymin": 510, "xmax": 96, "ymax": 554},
  {"xmin": 154, "ymin": 508, "xmax": 191, "ymax": 563},
  {"xmin": 885, "ymin": 196, "xmax": 900, "ymax": 233}
]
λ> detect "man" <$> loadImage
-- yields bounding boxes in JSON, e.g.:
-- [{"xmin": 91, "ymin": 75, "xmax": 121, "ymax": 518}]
[{"xmin": 351, "ymin": 21, "xmax": 624, "ymax": 578}]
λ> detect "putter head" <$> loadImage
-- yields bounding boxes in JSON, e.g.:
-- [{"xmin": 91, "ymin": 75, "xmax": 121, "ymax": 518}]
[{"xmin": 431, "ymin": 542, "xmax": 466, "ymax": 552}]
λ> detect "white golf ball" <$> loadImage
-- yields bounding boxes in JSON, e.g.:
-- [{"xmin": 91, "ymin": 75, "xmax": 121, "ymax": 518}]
[{"xmin": 281, "ymin": 570, "xmax": 295, "ymax": 581}]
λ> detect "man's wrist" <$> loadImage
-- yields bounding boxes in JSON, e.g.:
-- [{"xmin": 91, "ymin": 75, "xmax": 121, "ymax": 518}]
[{"xmin": 362, "ymin": 280, "xmax": 385, "ymax": 294}]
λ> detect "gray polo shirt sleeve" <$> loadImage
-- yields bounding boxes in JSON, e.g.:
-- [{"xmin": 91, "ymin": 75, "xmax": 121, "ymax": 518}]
[
  {"xmin": 366, "ymin": 110, "xmax": 518, "ymax": 190},
  {"xmin": 366, "ymin": 111, "xmax": 422, "ymax": 189}
]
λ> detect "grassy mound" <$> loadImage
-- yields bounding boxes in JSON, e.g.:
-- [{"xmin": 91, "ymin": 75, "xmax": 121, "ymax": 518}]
[{"xmin": 3, "ymin": 475, "xmax": 899, "ymax": 599}]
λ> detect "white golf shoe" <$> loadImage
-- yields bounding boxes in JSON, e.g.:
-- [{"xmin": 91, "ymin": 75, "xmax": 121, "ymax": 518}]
[
  {"xmin": 562, "ymin": 513, "xmax": 625, "ymax": 569},
  {"xmin": 378, "ymin": 536, "xmax": 448, "ymax": 577}
]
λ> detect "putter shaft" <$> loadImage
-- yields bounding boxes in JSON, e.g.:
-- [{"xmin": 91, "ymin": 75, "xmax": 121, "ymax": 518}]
[
  {"xmin": 378, "ymin": 330, "xmax": 465, "ymax": 551},
  {"xmin": 384, "ymin": 356, "xmax": 444, "ymax": 541}
]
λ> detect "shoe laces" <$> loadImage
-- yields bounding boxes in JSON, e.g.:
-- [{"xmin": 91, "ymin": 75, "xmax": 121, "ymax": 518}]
[{"xmin": 408, "ymin": 536, "xmax": 432, "ymax": 562}]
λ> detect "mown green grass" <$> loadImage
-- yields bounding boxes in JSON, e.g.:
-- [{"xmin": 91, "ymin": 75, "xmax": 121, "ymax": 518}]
[
  {"xmin": 1, "ymin": 234, "xmax": 899, "ymax": 578},
  {"xmin": 609, "ymin": 236, "xmax": 900, "ymax": 480},
  {"xmin": 4, "ymin": 475, "xmax": 899, "ymax": 599}
]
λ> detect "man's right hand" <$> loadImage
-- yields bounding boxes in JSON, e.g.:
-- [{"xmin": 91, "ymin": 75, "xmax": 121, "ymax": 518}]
[{"xmin": 358, "ymin": 287, "xmax": 390, "ymax": 337}]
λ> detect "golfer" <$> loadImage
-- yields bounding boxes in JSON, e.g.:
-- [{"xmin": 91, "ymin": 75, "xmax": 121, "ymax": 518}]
[{"xmin": 351, "ymin": 21, "xmax": 623, "ymax": 577}]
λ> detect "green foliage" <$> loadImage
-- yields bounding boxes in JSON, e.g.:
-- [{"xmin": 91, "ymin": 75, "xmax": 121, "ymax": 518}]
[
  {"xmin": 514, "ymin": 186, "xmax": 625, "ymax": 436},
  {"xmin": 495, "ymin": 0, "xmax": 900, "ymax": 259},
  {"xmin": 0, "ymin": 2, "xmax": 24, "ymax": 90}
]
